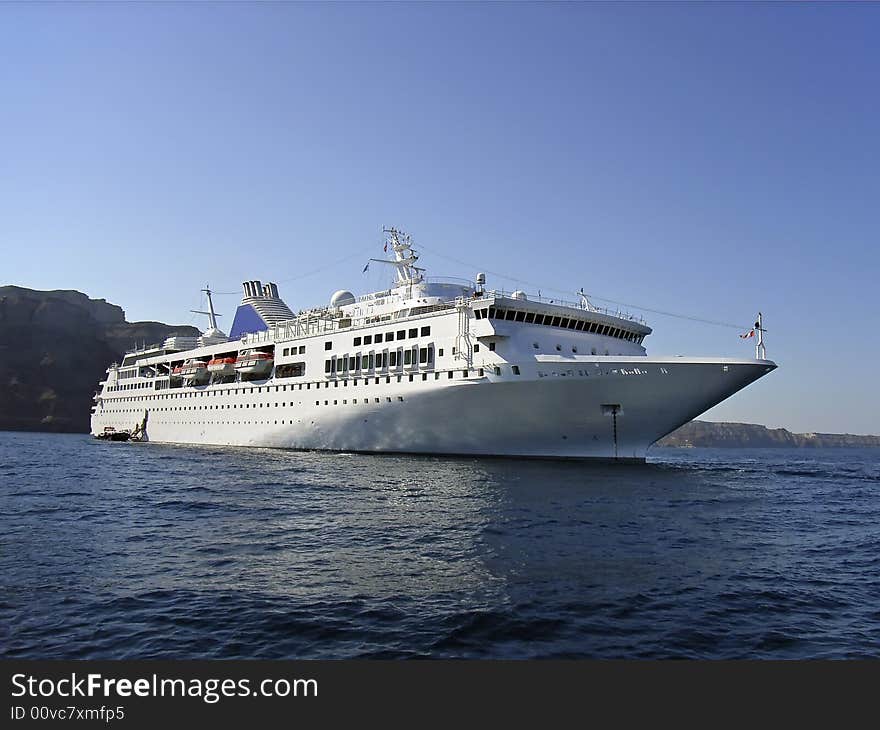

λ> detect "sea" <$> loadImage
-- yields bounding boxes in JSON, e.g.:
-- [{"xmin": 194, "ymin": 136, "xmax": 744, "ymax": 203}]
[{"xmin": 1, "ymin": 432, "xmax": 878, "ymax": 659}]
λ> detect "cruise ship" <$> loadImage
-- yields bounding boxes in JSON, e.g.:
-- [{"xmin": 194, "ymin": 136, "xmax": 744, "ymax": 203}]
[{"xmin": 90, "ymin": 228, "xmax": 776, "ymax": 460}]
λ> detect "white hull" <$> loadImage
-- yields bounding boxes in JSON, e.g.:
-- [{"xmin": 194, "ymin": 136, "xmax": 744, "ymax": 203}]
[{"xmin": 91, "ymin": 357, "xmax": 774, "ymax": 460}]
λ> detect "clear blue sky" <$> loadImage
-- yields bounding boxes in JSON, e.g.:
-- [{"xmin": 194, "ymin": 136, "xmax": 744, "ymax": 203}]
[{"xmin": 2, "ymin": 2, "xmax": 878, "ymax": 434}]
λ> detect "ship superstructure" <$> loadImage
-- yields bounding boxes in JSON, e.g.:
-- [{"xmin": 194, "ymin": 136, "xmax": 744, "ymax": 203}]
[{"xmin": 90, "ymin": 228, "xmax": 776, "ymax": 460}]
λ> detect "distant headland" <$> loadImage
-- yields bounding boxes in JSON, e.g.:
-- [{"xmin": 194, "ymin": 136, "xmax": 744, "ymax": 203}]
[
  {"xmin": 0, "ymin": 285, "xmax": 198, "ymax": 433},
  {"xmin": 654, "ymin": 421, "xmax": 880, "ymax": 449},
  {"xmin": 1, "ymin": 286, "xmax": 877, "ymax": 446}
]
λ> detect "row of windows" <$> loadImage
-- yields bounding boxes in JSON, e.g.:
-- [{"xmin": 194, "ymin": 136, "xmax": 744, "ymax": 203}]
[
  {"xmin": 475, "ymin": 307, "xmax": 644, "ymax": 344},
  {"xmin": 324, "ymin": 346, "xmax": 435, "ymax": 374},
  {"xmin": 350, "ymin": 325, "xmax": 430, "ymax": 348},
  {"xmin": 102, "ymin": 367, "xmax": 487, "ymax": 403},
  {"xmin": 108, "ymin": 381, "xmax": 152, "ymax": 392},
  {"xmin": 281, "ymin": 345, "xmax": 307, "ymax": 357}
]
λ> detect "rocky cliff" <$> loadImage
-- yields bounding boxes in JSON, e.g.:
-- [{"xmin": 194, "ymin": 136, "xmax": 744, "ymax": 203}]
[
  {"xmin": 655, "ymin": 420, "xmax": 880, "ymax": 449},
  {"xmin": 0, "ymin": 286, "xmax": 200, "ymax": 433}
]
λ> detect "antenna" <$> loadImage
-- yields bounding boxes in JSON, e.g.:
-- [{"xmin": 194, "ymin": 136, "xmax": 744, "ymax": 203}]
[{"xmin": 191, "ymin": 285, "xmax": 222, "ymax": 330}]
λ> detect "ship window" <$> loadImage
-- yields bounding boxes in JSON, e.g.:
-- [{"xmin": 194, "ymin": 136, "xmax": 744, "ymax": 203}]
[
  {"xmin": 524, "ymin": 312, "xmax": 535, "ymax": 323},
  {"xmin": 353, "ymin": 337, "xmax": 361, "ymax": 346},
  {"xmin": 488, "ymin": 307, "xmax": 497, "ymax": 318},
  {"xmin": 325, "ymin": 360, "xmax": 331, "ymax": 373},
  {"xmin": 489, "ymin": 342, "xmax": 496, "ymax": 351},
  {"xmin": 512, "ymin": 365, "xmax": 521, "ymax": 375},
  {"xmin": 375, "ymin": 333, "xmax": 383, "ymax": 343},
  {"xmin": 474, "ymin": 344, "xmax": 480, "ymax": 353},
  {"xmin": 386, "ymin": 332, "xmax": 394, "ymax": 341},
  {"xmin": 404, "ymin": 349, "xmax": 412, "ymax": 365},
  {"xmin": 349, "ymin": 356, "xmax": 356, "ymax": 370},
  {"xmin": 494, "ymin": 366, "xmax": 501, "ymax": 376},
  {"xmin": 438, "ymin": 348, "xmax": 444, "ymax": 357},
  {"xmin": 364, "ymin": 335, "xmax": 372, "ymax": 345},
  {"xmin": 389, "ymin": 351, "xmax": 397, "ymax": 367},
  {"xmin": 368, "ymin": 353, "xmax": 374, "ymax": 369},
  {"xmin": 572, "ymin": 346, "xmax": 578, "ymax": 353},
  {"xmin": 515, "ymin": 311, "xmax": 526, "ymax": 322},
  {"xmin": 409, "ymin": 328, "xmax": 417, "ymax": 338},
  {"xmin": 299, "ymin": 346, "xmax": 306, "ymax": 354},
  {"xmin": 567, "ymin": 319, "xmax": 577, "ymax": 329},
  {"xmin": 427, "ymin": 346, "xmax": 433, "ymax": 363},
  {"xmin": 325, "ymin": 341, "xmax": 332, "ymax": 350},
  {"xmin": 408, "ymin": 374, "xmax": 414, "ymax": 381},
  {"xmin": 478, "ymin": 368, "xmax": 484, "ymax": 376},
  {"xmin": 421, "ymin": 326, "xmax": 430, "ymax": 336},
  {"xmin": 362, "ymin": 355, "xmax": 368, "ymax": 369},
  {"xmin": 475, "ymin": 309, "xmax": 483, "ymax": 320},
  {"xmin": 448, "ymin": 371, "xmax": 454, "ymax": 379},
  {"xmin": 462, "ymin": 370, "xmax": 468, "ymax": 377},
  {"xmin": 505, "ymin": 310, "xmax": 516, "ymax": 321},
  {"xmin": 422, "ymin": 373, "xmax": 428, "ymax": 381},
  {"xmin": 533, "ymin": 314, "xmax": 544, "ymax": 325},
  {"xmin": 419, "ymin": 347, "xmax": 428, "ymax": 364},
  {"xmin": 397, "ymin": 330, "xmax": 406, "ymax": 340},
  {"xmin": 551, "ymin": 316, "xmax": 561, "ymax": 327},
  {"xmin": 575, "ymin": 320, "xmax": 584, "ymax": 331},
  {"xmin": 556, "ymin": 345, "xmax": 562, "ymax": 351},
  {"xmin": 452, "ymin": 347, "xmax": 456, "ymax": 355}
]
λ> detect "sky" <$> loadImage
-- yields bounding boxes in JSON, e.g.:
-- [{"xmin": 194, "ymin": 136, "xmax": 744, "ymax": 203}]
[{"xmin": 1, "ymin": 2, "xmax": 878, "ymax": 434}]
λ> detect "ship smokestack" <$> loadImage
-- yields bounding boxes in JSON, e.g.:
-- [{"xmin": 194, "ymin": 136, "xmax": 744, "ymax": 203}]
[
  {"xmin": 242, "ymin": 281, "xmax": 252, "ymax": 297},
  {"xmin": 269, "ymin": 282, "xmax": 279, "ymax": 298},
  {"xmin": 253, "ymin": 280, "xmax": 262, "ymax": 297}
]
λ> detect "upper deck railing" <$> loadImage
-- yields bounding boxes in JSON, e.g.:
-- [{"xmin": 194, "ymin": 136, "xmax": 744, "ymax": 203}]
[{"xmin": 478, "ymin": 289, "xmax": 647, "ymax": 325}]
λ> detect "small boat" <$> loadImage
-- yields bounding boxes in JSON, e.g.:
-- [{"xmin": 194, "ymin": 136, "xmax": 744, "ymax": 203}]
[
  {"xmin": 96, "ymin": 426, "xmax": 131, "ymax": 442},
  {"xmin": 235, "ymin": 349, "xmax": 274, "ymax": 375},
  {"xmin": 207, "ymin": 356, "xmax": 236, "ymax": 376},
  {"xmin": 180, "ymin": 359, "xmax": 210, "ymax": 383}
]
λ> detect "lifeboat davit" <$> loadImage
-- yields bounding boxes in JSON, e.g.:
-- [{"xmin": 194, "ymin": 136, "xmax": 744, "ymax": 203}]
[
  {"xmin": 207, "ymin": 356, "xmax": 236, "ymax": 376},
  {"xmin": 235, "ymin": 349, "xmax": 274, "ymax": 375},
  {"xmin": 180, "ymin": 359, "xmax": 210, "ymax": 383}
]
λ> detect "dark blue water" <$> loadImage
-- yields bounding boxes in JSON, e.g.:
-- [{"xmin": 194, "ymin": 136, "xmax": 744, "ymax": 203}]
[{"xmin": 1, "ymin": 432, "xmax": 879, "ymax": 659}]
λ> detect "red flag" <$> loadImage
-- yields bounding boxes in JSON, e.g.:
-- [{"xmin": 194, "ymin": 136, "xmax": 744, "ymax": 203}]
[{"xmin": 739, "ymin": 329, "xmax": 755, "ymax": 339}]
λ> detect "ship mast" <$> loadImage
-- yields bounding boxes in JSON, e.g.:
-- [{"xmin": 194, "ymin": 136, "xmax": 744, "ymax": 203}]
[
  {"xmin": 191, "ymin": 286, "xmax": 221, "ymax": 331},
  {"xmin": 369, "ymin": 227, "xmax": 425, "ymax": 286}
]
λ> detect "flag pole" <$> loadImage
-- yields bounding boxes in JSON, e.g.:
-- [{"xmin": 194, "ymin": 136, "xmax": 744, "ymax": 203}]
[{"xmin": 756, "ymin": 312, "xmax": 765, "ymax": 360}]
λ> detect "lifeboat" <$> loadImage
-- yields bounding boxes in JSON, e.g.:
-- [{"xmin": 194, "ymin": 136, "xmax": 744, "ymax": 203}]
[
  {"xmin": 180, "ymin": 359, "xmax": 210, "ymax": 383},
  {"xmin": 207, "ymin": 356, "xmax": 236, "ymax": 376},
  {"xmin": 235, "ymin": 349, "xmax": 274, "ymax": 375},
  {"xmin": 170, "ymin": 365, "xmax": 183, "ymax": 377}
]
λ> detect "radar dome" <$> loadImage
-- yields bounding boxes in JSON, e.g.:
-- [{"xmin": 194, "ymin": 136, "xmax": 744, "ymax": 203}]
[{"xmin": 330, "ymin": 290, "xmax": 356, "ymax": 308}]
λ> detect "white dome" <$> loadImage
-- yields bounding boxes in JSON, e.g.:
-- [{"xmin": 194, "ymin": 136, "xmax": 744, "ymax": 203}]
[{"xmin": 330, "ymin": 289, "xmax": 356, "ymax": 308}]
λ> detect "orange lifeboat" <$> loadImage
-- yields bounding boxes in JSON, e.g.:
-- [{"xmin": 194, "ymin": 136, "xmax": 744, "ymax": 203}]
[
  {"xmin": 234, "ymin": 349, "xmax": 274, "ymax": 375},
  {"xmin": 180, "ymin": 359, "xmax": 210, "ymax": 383},
  {"xmin": 208, "ymin": 356, "xmax": 236, "ymax": 376}
]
